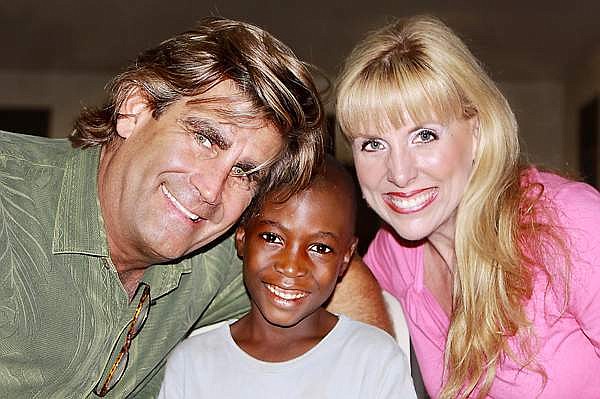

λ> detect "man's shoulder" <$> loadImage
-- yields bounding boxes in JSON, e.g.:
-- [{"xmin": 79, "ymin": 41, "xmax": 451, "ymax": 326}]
[
  {"xmin": 0, "ymin": 130, "xmax": 74, "ymax": 169},
  {"xmin": 188, "ymin": 231, "xmax": 238, "ymax": 267}
]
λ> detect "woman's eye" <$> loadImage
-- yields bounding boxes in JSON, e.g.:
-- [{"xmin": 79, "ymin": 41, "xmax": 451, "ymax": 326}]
[
  {"xmin": 195, "ymin": 133, "xmax": 212, "ymax": 149},
  {"xmin": 360, "ymin": 139, "xmax": 386, "ymax": 152},
  {"xmin": 260, "ymin": 232, "xmax": 282, "ymax": 244},
  {"xmin": 413, "ymin": 129, "xmax": 438, "ymax": 144},
  {"xmin": 309, "ymin": 243, "xmax": 333, "ymax": 254}
]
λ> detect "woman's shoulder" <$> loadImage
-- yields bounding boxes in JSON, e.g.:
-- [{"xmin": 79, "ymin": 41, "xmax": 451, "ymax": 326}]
[
  {"xmin": 523, "ymin": 167, "xmax": 599, "ymax": 206},
  {"xmin": 521, "ymin": 167, "xmax": 600, "ymax": 227}
]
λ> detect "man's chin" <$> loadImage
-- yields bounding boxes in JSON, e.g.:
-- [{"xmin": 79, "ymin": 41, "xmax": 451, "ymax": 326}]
[{"xmin": 150, "ymin": 224, "xmax": 236, "ymax": 262}]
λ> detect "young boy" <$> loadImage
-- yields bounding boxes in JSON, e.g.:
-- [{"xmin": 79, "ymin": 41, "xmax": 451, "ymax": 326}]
[{"xmin": 158, "ymin": 157, "xmax": 417, "ymax": 398}]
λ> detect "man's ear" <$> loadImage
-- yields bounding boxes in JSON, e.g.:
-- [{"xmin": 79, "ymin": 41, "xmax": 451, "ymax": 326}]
[
  {"xmin": 339, "ymin": 237, "xmax": 359, "ymax": 278},
  {"xmin": 234, "ymin": 226, "xmax": 246, "ymax": 259},
  {"xmin": 115, "ymin": 89, "xmax": 151, "ymax": 139}
]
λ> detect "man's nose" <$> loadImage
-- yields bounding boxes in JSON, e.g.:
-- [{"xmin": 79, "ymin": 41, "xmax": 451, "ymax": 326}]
[
  {"xmin": 386, "ymin": 147, "xmax": 417, "ymax": 187},
  {"xmin": 189, "ymin": 162, "xmax": 231, "ymax": 205}
]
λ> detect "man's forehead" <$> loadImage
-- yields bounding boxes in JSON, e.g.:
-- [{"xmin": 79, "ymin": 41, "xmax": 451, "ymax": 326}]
[
  {"xmin": 182, "ymin": 98, "xmax": 273, "ymax": 131},
  {"xmin": 180, "ymin": 79, "xmax": 275, "ymax": 130}
]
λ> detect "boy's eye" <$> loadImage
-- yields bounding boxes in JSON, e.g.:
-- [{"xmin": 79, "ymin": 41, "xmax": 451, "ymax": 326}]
[
  {"xmin": 260, "ymin": 232, "xmax": 282, "ymax": 244},
  {"xmin": 309, "ymin": 243, "xmax": 333, "ymax": 254},
  {"xmin": 359, "ymin": 139, "xmax": 386, "ymax": 152},
  {"xmin": 412, "ymin": 129, "xmax": 438, "ymax": 144}
]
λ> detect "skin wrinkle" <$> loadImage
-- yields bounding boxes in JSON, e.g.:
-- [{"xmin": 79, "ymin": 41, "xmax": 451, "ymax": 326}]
[{"xmin": 98, "ymin": 81, "xmax": 283, "ymax": 296}]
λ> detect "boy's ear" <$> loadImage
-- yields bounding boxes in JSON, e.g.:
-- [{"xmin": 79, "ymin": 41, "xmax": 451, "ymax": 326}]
[
  {"xmin": 115, "ymin": 89, "xmax": 152, "ymax": 139},
  {"xmin": 338, "ymin": 237, "xmax": 359, "ymax": 278},
  {"xmin": 234, "ymin": 226, "xmax": 246, "ymax": 258}
]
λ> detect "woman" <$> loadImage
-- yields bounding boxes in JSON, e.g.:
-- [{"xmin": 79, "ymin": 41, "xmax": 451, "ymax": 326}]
[{"xmin": 336, "ymin": 16, "xmax": 600, "ymax": 398}]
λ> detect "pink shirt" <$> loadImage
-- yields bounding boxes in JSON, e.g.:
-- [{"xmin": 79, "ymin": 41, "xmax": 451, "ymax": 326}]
[{"xmin": 365, "ymin": 170, "xmax": 600, "ymax": 398}]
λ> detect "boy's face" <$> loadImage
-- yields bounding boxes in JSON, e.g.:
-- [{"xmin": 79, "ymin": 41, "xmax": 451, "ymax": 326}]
[{"xmin": 235, "ymin": 185, "xmax": 357, "ymax": 329}]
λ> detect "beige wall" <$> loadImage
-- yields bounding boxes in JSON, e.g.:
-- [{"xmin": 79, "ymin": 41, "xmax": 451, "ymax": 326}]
[
  {"xmin": 565, "ymin": 47, "xmax": 600, "ymax": 178},
  {"xmin": 0, "ymin": 70, "xmax": 111, "ymax": 138},
  {"xmin": 500, "ymin": 81, "xmax": 566, "ymax": 169}
]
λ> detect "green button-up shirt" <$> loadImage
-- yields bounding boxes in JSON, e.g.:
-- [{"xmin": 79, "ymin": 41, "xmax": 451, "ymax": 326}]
[{"xmin": 0, "ymin": 131, "xmax": 250, "ymax": 398}]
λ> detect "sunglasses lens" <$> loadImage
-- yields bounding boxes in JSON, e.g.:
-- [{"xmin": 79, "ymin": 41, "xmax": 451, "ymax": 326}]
[
  {"xmin": 131, "ymin": 292, "xmax": 150, "ymax": 338},
  {"xmin": 106, "ymin": 351, "xmax": 129, "ymax": 392},
  {"xmin": 95, "ymin": 350, "xmax": 129, "ymax": 396},
  {"xmin": 93, "ymin": 284, "xmax": 150, "ymax": 397}
]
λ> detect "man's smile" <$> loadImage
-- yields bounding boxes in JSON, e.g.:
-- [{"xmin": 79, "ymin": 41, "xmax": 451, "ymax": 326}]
[{"xmin": 161, "ymin": 183, "xmax": 201, "ymax": 222}]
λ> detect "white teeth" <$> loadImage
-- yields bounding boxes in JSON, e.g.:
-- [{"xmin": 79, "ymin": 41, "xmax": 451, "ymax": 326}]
[
  {"xmin": 390, "ymin": 189, "xmax": 437, "ymax": 210},
  {"xmin": 265, "ymin": 283, "xmax": 308, "ymax": 300},
  {"xmin": 161, "ymin": 184, "xmax": 200, "ymax": 221}
]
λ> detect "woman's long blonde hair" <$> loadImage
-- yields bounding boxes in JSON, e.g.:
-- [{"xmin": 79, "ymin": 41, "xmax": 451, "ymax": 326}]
[{"xmin": 336, "ymin": 16, "xmax": 565, "ymax": 398}]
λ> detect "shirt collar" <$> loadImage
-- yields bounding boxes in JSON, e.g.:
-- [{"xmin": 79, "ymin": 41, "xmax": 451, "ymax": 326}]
[
  {"xmin": 51, "ymin": 145, "xmax": 192, "ymax": 298},
  {"xmin": 52, "ymin": 146, "xmax": 109, "ymax": 256}
]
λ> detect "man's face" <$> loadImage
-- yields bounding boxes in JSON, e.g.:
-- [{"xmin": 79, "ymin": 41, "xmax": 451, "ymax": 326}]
[{"xmin": 99, "ymin": 81, "xmax": 283, "ymax": 265}]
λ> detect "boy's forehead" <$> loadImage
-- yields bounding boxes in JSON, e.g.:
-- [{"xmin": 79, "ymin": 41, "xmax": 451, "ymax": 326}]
[{"xmin": 259, "ymin": 185, "xmax": 354, "ymax": 226}]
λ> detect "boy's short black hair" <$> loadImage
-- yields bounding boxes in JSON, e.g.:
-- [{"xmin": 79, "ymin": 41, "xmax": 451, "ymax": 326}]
[{"xmin": 240, "ymin": 155, "xmax": 357, "ymax": 234}]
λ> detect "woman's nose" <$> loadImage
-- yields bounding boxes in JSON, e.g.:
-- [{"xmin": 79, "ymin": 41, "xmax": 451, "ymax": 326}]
[{"xmin": 386, "ymin": 147, "xmax": 417, "ymax": 187}]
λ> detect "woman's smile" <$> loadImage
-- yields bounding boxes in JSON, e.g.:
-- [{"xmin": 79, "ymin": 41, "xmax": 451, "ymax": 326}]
[{"xmin": 383, "ymin": 187, "xmax": 439, "ymax": 214}]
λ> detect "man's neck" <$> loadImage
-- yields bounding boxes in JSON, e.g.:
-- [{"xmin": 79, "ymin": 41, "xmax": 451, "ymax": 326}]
[{"xmin": 118, "ymin": 268, "xmax": 146, "ymax": 302}]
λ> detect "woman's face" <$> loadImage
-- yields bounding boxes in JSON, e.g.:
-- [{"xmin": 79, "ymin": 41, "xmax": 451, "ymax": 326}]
[{"xmin": 351, "ymin": 115, "xmax": 478, "ymax": 241}]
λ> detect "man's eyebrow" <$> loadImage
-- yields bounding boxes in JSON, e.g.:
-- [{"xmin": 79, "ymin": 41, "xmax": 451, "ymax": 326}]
[
  {"xmin": 178, "ymin": 117, "xmax": 231, "ymax": 150},
  {"xmin": 235, "ymin": 160, "xmax": 259, "ymax": 174}
]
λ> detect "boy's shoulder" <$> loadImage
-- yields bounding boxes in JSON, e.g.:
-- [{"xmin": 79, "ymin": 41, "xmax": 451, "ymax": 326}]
[
  {"xmin": 336, "ymin": 315, "xmax": 402, "ymax": 351},
  {"xmin": 175, "ymin": 320, "xmax": 234, "ymax": 356},
  {"xmin": 324, "ymin": 315, "xmax": 409, "ymax": 366}
]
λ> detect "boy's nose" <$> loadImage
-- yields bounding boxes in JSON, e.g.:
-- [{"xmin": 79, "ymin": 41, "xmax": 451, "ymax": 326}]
[{"xmin": 274, "ymin": 256, "xmax": 309, "ymax": 278}]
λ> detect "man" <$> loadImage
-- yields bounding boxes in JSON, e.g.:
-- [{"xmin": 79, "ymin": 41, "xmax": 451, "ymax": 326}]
[{"xmin": 0, "ymin": 18, "xmax": 389, "ymax": 398}]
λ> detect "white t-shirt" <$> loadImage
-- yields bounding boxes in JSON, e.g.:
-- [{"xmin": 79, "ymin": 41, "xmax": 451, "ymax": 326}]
[{"xmin": 158, "ymin": 315, "xmax": 417, "ymax": 398}]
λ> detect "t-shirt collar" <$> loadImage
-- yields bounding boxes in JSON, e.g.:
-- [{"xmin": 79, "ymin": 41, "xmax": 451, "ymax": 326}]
[{"xmin": 51, "ymin": 145, "xmax": 192, "ymax": 298}]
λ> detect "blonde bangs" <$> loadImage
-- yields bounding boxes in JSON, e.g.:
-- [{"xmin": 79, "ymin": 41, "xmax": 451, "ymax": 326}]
[{"xmin": 337, "ymin": 57, "xmax": 467, "ymax": 137}]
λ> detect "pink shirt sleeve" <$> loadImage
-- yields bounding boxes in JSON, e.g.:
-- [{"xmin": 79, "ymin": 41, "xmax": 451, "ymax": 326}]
[{"xmin": 549, "ymin": 177, "xmax": 600, "ymax": 355}]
